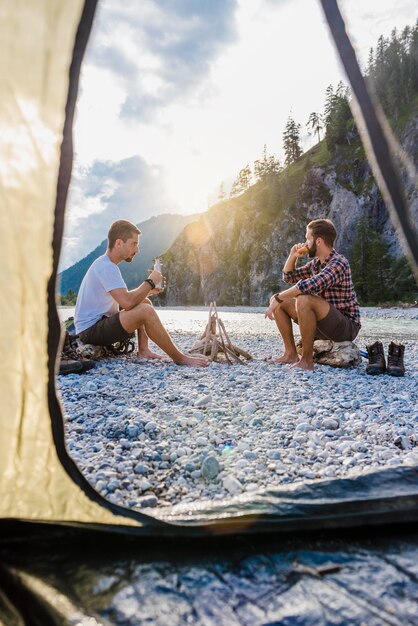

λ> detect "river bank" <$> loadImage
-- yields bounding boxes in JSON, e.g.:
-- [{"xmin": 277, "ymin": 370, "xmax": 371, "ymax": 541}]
[{"xmin": 58, "ymin": 306, "xmax": 418, "ymax": 512}]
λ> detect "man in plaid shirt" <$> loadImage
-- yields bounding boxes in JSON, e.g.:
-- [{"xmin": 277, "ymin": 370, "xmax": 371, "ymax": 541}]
[{"xmin": 265, "ymin": 218, "xmax": 360, "ymax": 370}]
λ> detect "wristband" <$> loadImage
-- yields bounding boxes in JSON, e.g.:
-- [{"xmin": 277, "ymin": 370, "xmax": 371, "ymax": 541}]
[
  {"xmin": 145, "ymin": 278, "xmax": 155, "ymax": 289},
  {"xmin": 274, "ymin": 294, "xmax": 283, "ymax": 303}
]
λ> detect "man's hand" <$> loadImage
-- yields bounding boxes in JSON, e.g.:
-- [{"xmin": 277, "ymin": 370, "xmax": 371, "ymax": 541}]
[
  {"xmin": 147, "ymin": 277, "xmax": 166, "ymax": 296},
  {"xmin": 290, "ymin": 243, "xmax": 308, "ymax": 258},
  {"xmin": 265, "ymin": 295, "xmax": 280, "ymax": 320},
  {"xmin": 148, "ymin": 269, "xmax": 162, "ymax": 285}
]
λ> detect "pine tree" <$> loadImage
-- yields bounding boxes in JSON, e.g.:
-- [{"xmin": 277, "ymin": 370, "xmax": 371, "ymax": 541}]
[
  {"xmin": 61, "ymin": 289, "xmax": 77, "ymax": 306},
  {"xmin": 217, "ymin": 182, "xmax": 225, "ymax": 201},
  {"xmin": 363, "ymin": 22, "xmax": 418, "ymax": 119},
  {"xmin": 323, "ymin": 84, "xmax": 335, "ymax": 124},
  {"xmin": 254, "ymin": 145, "xmax": 281, "ymax": 182},
  {"xmin": 306, "ymin": 112, "xmax": 323, "ymax": 143},
  {"xmin": 282, "ymin": 117, "xmax": 302, "ymax": 165},
  {"xmin": 409, "ymin": 23, "xmax": 418, "ymax": 93},
  {"xmin": 352, "ymin": 236, "xmax": 416, "ymax": 303},
  {"xmin": 323, "ymin": 82, "xmax": 355, "ymax": 151},
  {"xmin": 366, "ymin": 47, "xmax": 375, "ymax": 81},
  {"xmin": 230, "ymin": 164, "xmax": 252, "ymax": 197}
]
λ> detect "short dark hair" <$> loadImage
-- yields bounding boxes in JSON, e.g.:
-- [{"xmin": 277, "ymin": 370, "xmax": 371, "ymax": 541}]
[
  {"xmin": 307, "ymin": 218, "xmax": 337, "ymax": 247},
  {"xmin": 108, "ymin": 220, "xmax": 141, "ymax": 249}
]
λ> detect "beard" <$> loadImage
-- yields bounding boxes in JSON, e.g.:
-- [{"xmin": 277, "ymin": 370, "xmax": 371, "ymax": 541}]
[
  {"xmin": 125, "ymin": 255, "xmax": 135, "ymax": 263},
  {"xmin": 308, "ymin": 240, "xmax": 317, "ymax": 258}
]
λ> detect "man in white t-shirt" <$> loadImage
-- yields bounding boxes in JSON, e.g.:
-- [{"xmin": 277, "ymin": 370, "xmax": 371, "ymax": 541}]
[{"xmin": 74, "ymin": 220, "xmax": 208, "ymax": 367}]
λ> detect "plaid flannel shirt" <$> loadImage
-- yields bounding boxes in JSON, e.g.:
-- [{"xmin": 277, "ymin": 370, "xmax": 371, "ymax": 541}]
[{"xmin": 282, "ymin": 249, "xmax": 361, "ymax": 326}]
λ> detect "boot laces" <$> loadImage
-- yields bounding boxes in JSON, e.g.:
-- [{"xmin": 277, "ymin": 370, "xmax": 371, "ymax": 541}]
[
  {"xmin": 369, "ymin": 345, "xmax": 383, "ymax": 364},
  {"xmin": 388, "ymin": 346, "xmax": 402, "ymax": 367}
]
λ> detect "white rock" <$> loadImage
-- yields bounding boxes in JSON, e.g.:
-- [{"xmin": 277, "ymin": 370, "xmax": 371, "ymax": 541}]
[
  {"xmin": 322, "ymin": 418, "xmax": 339, "ymax": 430},
  {"xmin": 223, "ymin": 475, "xmax": 243, "ymax": 495},
  {"xmin": 295, "ymin": 422, "xmax": 312, "ymax": 433},
  {"xmin": 241, "ymin": 402, "xmax": 257, "ymax": 415},
  {"xmin": 194, "ymin": 394, "xmax": 212, "ymax": 408}
]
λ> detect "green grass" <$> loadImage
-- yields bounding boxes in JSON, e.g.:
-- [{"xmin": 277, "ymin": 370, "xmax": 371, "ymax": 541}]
[
  {"xmin": 304, "ymin": 139, "xmax": 330, "ymax": 166},
  {"xmin": 393, "ymin": 92, "xmax": 418, "ymax": 132}
]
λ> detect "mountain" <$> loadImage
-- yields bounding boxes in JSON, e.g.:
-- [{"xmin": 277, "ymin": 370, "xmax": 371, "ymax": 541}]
[
  {"xmin": 58, "ymin": 213, "xmax": 199, "ymax": 295},
  {"xmin": 161, "ymin": 109, "xmax": 418, "ymax": 307}
]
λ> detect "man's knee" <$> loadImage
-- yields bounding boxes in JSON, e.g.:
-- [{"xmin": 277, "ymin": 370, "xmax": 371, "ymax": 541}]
[
  {"xmin": 274, "ymin": 298, "xmax": 297, "ymax": 321},
  {"xmin": 143, "ymin": 297, "xmax": 153, "ymax": 306},
  {"xmin": 295, "ymin": 294, "xmax": 329, "ymax": 319},
  {"xmin": 120, "ymin": 302, "xmax": 158, "ymax": 333},
  {"xmin": 295, "ymin": 294, "xmax": 313, "ymax": 312},
  {"xmin": 135, "ymin": 301, "xmax": 155, "ymax": 317}
]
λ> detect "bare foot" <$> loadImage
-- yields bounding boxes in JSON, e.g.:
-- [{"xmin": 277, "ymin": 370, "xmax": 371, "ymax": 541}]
[
  {"xmin": 137, "ymin": 349, "xmax": 165, "ymax": 360},
  {"xmin": 270, "ymin": 353, "xmax": 299, "ymax": 364},
  {"xmin": 174, "ymin": 353, "xmax": 209, "ymax": 367},
  {"xmin": 290, "ymin": 358, "xmax": 314, "ymax": 371}
]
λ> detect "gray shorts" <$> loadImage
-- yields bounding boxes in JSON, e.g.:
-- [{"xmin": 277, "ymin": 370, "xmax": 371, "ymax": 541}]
[
  {"xmin": 78, "ymin": 314, "xmax": 132, "ymax": 346},
  {"xmin": 314, "ymin": 304, "xmax": 360, "ymax": 342},
  {"xmin": 293, "ymin": 304, "xmax": 359, "ymax": 341}
]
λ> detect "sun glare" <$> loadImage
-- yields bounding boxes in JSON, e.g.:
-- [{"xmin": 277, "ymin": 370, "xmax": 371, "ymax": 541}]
[{"xmin": 0, "ymin": 97, "xmax": 56, "ymax": 185}]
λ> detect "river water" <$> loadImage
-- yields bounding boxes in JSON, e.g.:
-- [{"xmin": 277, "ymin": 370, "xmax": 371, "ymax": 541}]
[{"xmin": 59, "ymin": 306, "xmax": 418, "ymax": 341}]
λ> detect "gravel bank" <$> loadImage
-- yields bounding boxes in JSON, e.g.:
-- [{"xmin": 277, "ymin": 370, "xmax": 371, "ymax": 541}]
[{"xmin": 59, "ymin": 307, "xmax": 418, "ymax": 511}]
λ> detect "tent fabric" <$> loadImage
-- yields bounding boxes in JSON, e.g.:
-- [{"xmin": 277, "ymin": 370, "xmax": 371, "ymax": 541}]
[
  {"xmin": 0, "ymin": 0, "xmax": 417, "ymax": 537},
  {"xmin": 0, "ymin": 0, "xmax": 141, "ymax": 528},
  {"xmin": 1, "ymin": 524, "xmax": 418, "ymax": 625}
]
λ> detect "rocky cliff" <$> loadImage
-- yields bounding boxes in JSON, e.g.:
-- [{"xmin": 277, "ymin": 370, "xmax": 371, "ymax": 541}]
[{"xmin": 162, "ymin": 114, "xmax": 418, "ymax": 306}]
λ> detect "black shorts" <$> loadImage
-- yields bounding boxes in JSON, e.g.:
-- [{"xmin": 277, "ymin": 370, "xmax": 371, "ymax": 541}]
[{"xmin": 78, "ymin": 314, "xmax": 132, "ymax": 346}]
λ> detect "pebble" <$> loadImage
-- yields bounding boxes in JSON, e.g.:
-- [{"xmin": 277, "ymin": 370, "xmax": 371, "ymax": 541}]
[
  {"xmin": 137, "ymin": 495, "xmax": 158, "ymax": 508},
  {"xmin": 133, "ymin": 463, "xmax": 149, "ymax": 475},
  {"xmin": 223, "ymin": 475, "xmax": 243, "ymax": 495},
  {"xmin": 194, "ymin": 394, "xmax": 212, "ymax": 408},
  {"xmin": 138, "ymin": 479, "xmax": 152, "ymax": 492},
  {"xmin": 242, "ymin": 402, "xmax": 257, "ymax": 415},
  {"xmin": 243, "ymin": 450, "xmax": 258, "ymax": 460},
  {"xmin": 58, "ymin": 306, "xmax": 418, "ymax": 510},
  {"xmin": 295, "ymin": 422, "xmax": 312, "ymax": 433},
  {"xmin": 201, "ymin": 456, "xmax": 220, "ymax": 480}
]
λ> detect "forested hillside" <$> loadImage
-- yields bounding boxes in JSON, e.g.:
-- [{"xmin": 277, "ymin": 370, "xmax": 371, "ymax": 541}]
[{"xmin": 161, "ymin": 23, "xmax": 418, "ymax": 306}]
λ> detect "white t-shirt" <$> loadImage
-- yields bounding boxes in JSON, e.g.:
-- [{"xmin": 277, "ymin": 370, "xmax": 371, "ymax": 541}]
[{"xmin": 74, "ymin": 255, "xmax": 127, "ymax": 334}]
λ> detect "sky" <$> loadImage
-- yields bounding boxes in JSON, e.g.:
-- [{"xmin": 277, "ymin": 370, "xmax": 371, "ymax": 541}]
[{"xmin": 61, "ymin": 0, "xmax": 417, "ymax": 269}]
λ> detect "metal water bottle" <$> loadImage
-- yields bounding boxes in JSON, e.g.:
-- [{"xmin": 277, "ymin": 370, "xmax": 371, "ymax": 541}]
[{"xmin": 153, "ymin": 257, "xmax": 163, "ymax": 289}]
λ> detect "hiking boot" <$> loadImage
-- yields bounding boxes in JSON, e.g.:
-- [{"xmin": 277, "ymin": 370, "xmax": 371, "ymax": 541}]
[
  {"xmin": 387, "ymin": 341, "xmax": 405, "ymax": 377},
  {"xmin": 366, "ymin": 341, "xmax": 386, "ymax": 375}
]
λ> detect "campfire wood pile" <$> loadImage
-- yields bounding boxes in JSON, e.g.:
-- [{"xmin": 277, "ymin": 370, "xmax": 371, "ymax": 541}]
[{"xmin": 188, "ymin": 302, "xmax": 252, "ymax": 365}]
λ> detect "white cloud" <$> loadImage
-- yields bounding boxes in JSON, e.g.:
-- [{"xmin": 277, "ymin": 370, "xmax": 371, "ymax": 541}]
[
  {"xmin": 64, "ymin": 0, "xmax": 418, "ymax": 267},
  {"xmin": 61, "ymin": 156, "xmax": 179, "ymax": 269}
]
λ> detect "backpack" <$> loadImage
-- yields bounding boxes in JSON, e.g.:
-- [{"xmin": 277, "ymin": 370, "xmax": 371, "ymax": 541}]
[{"xmin": 64, "ymin": 317, "xmax": 135, "ymax": 355}]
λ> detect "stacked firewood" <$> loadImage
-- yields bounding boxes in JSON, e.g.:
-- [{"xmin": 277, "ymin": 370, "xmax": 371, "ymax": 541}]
[{"xmin": 188, "ymin": 302, "xmax": 252, "ymax": 365}]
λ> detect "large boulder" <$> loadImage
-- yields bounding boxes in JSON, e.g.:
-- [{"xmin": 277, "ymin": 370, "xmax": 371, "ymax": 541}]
[{"xmin": 296, "ymin": 340, "xmax": 362, "ymax": 368}]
